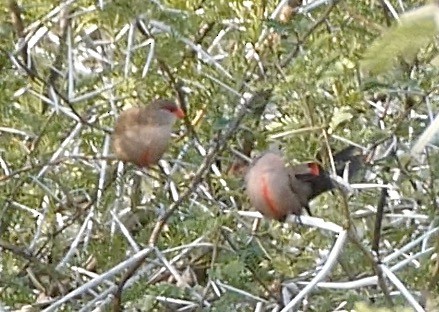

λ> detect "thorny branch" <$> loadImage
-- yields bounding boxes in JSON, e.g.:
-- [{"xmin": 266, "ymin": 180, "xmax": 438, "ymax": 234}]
[
  {"xmin": 2, "ymin": 0, "xmax": 438, "ymax": 311},
  {"xmin": 112, "ymin": 90, "xmax": 272, "ymax": 310}
]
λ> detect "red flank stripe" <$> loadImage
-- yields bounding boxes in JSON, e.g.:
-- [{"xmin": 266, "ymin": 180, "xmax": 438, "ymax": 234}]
[
  {"xmin": 261, "ymin": 175, "xmax": 280, "ymax": 217},
  {"xmin": 138, "ymin": 151, "xmax": 150, "ymax": 167}
]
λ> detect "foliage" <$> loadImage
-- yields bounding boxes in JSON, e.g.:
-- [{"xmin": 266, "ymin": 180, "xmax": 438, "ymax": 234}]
[{"xmin": 0, "ymin": 0, "xmax": 438, "ymax": 311}]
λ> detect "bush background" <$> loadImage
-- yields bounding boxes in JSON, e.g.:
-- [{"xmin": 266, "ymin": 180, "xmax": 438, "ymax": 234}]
[{"xmin": 0, "ymin": 0, "xmax": 438, "ymax": 311}]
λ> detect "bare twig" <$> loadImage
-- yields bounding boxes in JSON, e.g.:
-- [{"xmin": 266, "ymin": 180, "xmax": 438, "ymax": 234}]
[{"xmin": 111, "ymin": 90, "xmax": 272, "ymax": 310}]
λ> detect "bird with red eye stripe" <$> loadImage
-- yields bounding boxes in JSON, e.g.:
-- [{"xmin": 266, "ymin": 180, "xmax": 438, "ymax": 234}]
[
  {"xmin": 245, "ymin": 146, "xmax": 364, "ymax": 221},
  {"xmin": 112, "ymin": 99, "xmax": 185, "ymax": 168}
]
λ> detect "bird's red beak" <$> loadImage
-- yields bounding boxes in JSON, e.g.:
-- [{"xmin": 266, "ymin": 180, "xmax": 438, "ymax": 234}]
[{"xmin": 174, "ymin": 108, "xmax": 185, "ymax": 119}]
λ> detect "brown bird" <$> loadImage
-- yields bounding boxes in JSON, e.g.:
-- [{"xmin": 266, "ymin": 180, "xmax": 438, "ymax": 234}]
[
  {"xmin": 245, "ymin": 146, "xmax": 364, "ymax": 221},
  {"xmin": 112, "ymin": 99, "xmax": 185, "ymax": 167}
]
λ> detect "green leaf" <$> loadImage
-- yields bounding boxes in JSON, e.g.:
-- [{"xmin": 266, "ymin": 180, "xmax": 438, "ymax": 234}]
[
  {"xmin": 329, "ymin": 106, "xmax": 354, "ymax": 132},
  {"xmin": 361, "ymin": 3, "xmax": 439, "ymax": 75}
]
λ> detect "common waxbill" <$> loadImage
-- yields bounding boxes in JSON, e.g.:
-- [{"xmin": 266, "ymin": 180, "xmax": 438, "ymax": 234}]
[
  {"xmin": 112, "ymin": 99, "xmax": 185, "ymax": 167},
  {"xmin": 245, "ymin": 146, "xmax": 364, "ymax": 221}
]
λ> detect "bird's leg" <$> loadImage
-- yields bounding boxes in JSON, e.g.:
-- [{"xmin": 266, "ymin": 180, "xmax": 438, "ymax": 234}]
[
  {"xmin": 294, "ymin": 214, "xmax": 303, "ymax": 226},
  {"xmin": 304, "ymin": 204, "xmax": 312, "ymax": 217}
]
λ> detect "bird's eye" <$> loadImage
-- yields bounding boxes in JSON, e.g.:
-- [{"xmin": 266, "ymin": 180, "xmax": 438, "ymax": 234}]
[
  {"xmin": 307, "ymin": 163, "xmax": 320, "ymax": 176},
  {"xmin": 161, "ymin": 103, "xmax": 177, "ymax": 113},
  {"xmin": 161, "ymin": 103, "xmax": 184, "ymax": 118}
]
